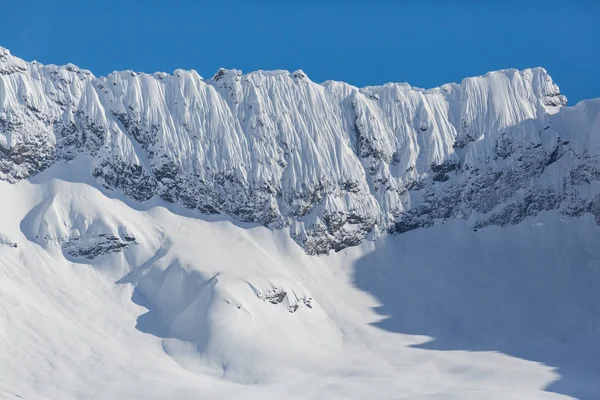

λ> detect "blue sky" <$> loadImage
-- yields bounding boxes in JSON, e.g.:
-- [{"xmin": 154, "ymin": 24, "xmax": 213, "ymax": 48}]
[{"xmin": 1, "ymin": 0, "xmax": 598, "ymax": 103}]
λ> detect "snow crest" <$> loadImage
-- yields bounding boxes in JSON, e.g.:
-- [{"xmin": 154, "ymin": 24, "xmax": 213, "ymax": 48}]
[{"xmin": 3, "ymin": 46, "xmax": 600, "ymax": 253}]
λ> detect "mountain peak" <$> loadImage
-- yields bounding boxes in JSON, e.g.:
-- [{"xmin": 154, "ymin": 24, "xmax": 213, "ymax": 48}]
[
  {"xmin": 0, "ymin": 46, "xmax": 27, "ymax": 75},
  {"xmin": 211, "ymin": 67, "xmax": 242, "ymax": 82}
]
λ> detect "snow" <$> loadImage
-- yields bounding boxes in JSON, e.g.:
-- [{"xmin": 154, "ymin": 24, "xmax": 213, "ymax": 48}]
[
  {"xmin": 1, "ymin": 156, "xmax": 599, "ymax": 399},
  {"xmin": 1, "ymin": 46, "xmax": 600, "ymax": 399}
]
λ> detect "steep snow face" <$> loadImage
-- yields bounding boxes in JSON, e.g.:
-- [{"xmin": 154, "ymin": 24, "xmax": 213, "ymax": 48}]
[{"xmin": 4, "ymin": 46, "xmax": 600, "ymax": 254}]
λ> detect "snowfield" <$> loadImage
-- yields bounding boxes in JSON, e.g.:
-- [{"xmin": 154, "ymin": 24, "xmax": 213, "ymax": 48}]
[{"xmin": 1, "ymin": 157, "xmax": 599, "ymax": 400}]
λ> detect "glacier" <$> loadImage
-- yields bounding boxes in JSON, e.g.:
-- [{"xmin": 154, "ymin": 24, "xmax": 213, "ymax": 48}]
[{"xmin": 3, "ymin": 46, "xmax": 600, "ymax": 254}]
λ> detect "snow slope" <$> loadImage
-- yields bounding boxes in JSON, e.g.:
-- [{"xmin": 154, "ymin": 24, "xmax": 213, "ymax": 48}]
[
  {"xmin": 1, "ymin": 157, "xmax": 599, "ymax": 400},
  {"xmin": 3, "ymin": 46, "xmax": 600, "ymax": 254}
]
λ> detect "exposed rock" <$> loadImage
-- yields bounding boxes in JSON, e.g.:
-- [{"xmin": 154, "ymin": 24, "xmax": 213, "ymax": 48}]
[
  {"xmin": 257, "ymin": 288, "xmax": 288, "ymax": 305},
  {"xmin": 256, "ymin": 287, "xmax": 313, "ymax": 313},
  {"xmin": 62, "ymin": 233, "xmax": 137, "ymax": 259},
  {"xmin": 0, "ymin": 235, "xmax": 17, "ymax": 248}
]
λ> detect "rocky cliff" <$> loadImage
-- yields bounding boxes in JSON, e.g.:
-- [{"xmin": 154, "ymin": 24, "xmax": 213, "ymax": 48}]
[{"xmin": 2, "ymin": 46, "xmax": 599, "ymax": 253}]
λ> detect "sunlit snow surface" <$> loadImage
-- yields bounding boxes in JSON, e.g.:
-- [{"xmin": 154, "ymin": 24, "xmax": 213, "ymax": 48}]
[{"xmin": 1, "ymin": 158, "xmax": 599, "ymax": 400}]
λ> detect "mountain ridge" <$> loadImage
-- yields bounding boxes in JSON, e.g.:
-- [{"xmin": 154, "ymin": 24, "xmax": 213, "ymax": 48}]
[
  {"xmin": 1, "ymin": 46, "xmax": 558, "ymax": 94},
  {"xmin": 2, "ymin": 45, "xmax": 600, "ymax": 254}
]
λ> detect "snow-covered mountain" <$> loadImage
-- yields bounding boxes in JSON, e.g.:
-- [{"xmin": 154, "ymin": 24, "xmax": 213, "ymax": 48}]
[
  {"xmin": 2, "ymin": 47, "xmax": 600, "ymax": 400},
  {"xmin": 3, "ymin": 46, "xmax": 599, "ymax": 254}
]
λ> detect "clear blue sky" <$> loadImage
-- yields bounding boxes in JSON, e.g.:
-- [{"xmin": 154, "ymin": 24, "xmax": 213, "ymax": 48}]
[{"xmin": 1, "ymin": 0, "xmax": 598, "ymax": 103}]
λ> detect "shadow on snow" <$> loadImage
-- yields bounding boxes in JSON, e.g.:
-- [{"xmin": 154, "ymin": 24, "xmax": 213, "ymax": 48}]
[
  {"xmin": 353, "ymin": 216, "xmax": 600, "ymax": 399},
  {"xmin": 117, "ymin": 245, "xmax": 218, "ymax": 353}
]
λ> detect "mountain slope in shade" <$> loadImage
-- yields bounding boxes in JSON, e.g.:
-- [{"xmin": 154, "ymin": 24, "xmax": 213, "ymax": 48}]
[{"xmin": 3, "ymin": 46, "xmax": 600, "ymax": 254}]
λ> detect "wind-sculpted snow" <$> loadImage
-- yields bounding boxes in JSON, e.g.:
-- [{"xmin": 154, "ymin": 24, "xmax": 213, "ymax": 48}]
[{"xmin": 2, "ymin": 46, "xmax": 600, "ymax": 253}]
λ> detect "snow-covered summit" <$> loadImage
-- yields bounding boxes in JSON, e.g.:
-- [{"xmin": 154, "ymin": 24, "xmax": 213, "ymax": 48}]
[
  {"xmin": 1, "ymin": 47, "xmax": 598, "ymax": 253},
  {"xmin": 0, "ymin": 46, "xmax": 27, "ymax": 75}
]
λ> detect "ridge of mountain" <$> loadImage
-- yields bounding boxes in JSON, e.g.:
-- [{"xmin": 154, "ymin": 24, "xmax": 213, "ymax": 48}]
[{"xmin": 2, "ymin": 46, "xmax": 600, "ymax": 254}]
